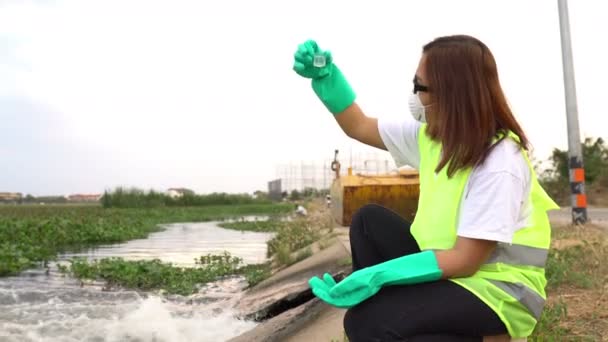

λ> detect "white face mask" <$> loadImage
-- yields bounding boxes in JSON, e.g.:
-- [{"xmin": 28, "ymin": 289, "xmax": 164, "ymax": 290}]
[{"xmin": 408, "ymin": 93, "xmax": 427, "ymax": 123}]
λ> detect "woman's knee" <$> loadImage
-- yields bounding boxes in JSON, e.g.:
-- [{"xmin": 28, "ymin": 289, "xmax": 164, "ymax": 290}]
[
  {"xmin": 350, "ymin": 204, "xmax": 386, "ymax": 233},
  {"xmin": 344, "ymin": 307, "xmax": 372, "ymax": 341},
  {"xmin": 345, "ymin": 307, "xmax": 400, "ymax": 342}
]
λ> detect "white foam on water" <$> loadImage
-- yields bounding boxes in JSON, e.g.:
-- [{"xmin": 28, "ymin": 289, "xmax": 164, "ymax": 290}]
[
  {"xmin": 0, "ymin": 294, "xmax": 257, "ymax": 342},
  {"xmin": 104, "ymin": 296, "xmax": 258, "ymax": 342}
]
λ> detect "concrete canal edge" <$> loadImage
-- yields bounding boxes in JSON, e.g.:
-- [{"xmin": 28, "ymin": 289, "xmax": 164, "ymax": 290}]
[{"xmin": 228, "ymin": 227, "xmax": 352, "ymax": 342}]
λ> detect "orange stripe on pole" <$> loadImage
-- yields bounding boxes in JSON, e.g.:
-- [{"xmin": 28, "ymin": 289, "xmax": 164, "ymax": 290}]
[
  {"xmin": 572, "ymin": 168, "xmax": 585, "ymax": 182},
  {"xmin": 576, "ymin": 194, "xmax": 587, "ymax": 208}
]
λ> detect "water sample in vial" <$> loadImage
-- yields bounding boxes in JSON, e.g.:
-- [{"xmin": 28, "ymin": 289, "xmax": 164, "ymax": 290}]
[{"xmin": 313, "ymin": 54, "xmax": 326, "ymax": 68}]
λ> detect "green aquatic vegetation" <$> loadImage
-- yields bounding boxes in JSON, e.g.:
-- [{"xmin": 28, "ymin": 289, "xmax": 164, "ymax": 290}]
[
  {"xmin": 238, "ymin": 262, "xmax": 272, "ymax": 287},
  {"xmin": 217, "ymin": 217, "xmax": 286, "ymax": 232},
  {"xmin": 0, "ymin": 204, "xmax": 292, "ymax": 276},
  {"xmin": 61, "ymin": 252, "xmax": 271, "ymax": 295}
]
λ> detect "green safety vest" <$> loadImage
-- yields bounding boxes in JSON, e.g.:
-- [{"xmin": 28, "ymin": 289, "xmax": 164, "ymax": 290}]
[{"xmin": 410, "ymin": 125, "xmax": 559, "ymax": 338}]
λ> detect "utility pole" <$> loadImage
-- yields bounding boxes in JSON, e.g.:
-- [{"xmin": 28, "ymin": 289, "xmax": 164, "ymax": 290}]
[{"xmin": 557, "ymin": 0, "xmax": 587, "ymax": 224}]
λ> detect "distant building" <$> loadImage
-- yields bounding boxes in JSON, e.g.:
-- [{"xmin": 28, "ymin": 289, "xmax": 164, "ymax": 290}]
[
  {"xmin": 166, "ymin": 188, "xmax": 194, "ymax": 198},
  {"xmin": 267, "ymin": 179, "xmax": 282, "ymax": 201},
  {"xmin": 67, "ymin": 194, "xmax": 102, "ymax": 202},
  {"xmin": 0, "ymin": 192, "xmax": 22, "ymax": 202}
]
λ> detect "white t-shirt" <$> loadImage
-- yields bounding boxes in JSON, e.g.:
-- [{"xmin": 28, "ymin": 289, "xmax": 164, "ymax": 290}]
[{"xmin": 378, "ymin": 117, "xmax": 532, "ymax": 244}]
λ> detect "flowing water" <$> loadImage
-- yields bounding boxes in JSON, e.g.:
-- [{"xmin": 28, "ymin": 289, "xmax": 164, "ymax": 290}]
[{"xmin": 0, "ymin": 220, "xmax": 275, "ymax": 342}]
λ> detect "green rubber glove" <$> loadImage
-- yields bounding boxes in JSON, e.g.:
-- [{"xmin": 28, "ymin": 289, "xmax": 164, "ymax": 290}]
[
  {"xmin": 292, "ymin": 40, "xmax": 356, "ymax": 115},
  {"xmin": 309, "ymin": 273, "xmax": 356, "ymax": 309},
  {"xmin": 309, "ymin": 251, "xmax": 443, "ymax": 308}
]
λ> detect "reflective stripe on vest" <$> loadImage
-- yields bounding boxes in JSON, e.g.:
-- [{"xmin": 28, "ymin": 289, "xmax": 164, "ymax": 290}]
[
  {"xmin": 486, "ymin": 243, "xmax": 548, "ymax": 268},
  {"xmin": 488, "ymin": 280, "xmax": 545, "ymax": 319}
]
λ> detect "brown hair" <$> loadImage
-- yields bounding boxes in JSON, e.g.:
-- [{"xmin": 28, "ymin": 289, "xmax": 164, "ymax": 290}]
[{"xmin": 422, "ymin": 34, "xmax": 529, "ymax": 178}]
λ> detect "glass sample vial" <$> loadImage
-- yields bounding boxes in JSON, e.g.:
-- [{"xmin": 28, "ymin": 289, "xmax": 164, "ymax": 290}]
[{"xmin": 313, "ymin": 54, "xmax": 326, "ymax": 68}]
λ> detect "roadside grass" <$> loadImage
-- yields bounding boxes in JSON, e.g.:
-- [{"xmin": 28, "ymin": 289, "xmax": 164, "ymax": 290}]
[{"xmin": 531, "ymin": 223, "xmax": 608, "ymax": 341}]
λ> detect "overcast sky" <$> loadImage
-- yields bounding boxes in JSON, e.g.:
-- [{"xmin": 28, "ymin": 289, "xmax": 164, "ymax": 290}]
[{"xmin": 1, "ymin": 0, "xmax": 606, "ymax": 196}]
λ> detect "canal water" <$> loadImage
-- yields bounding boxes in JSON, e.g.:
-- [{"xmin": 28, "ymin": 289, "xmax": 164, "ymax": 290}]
[{"xmin": 0, "ymin": 220, "xmax": 274, "ymax": 342}]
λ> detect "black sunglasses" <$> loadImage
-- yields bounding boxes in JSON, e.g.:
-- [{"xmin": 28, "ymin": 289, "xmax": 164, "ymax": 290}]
[{"xmin": 413, "ymin": 76, "xmax": 429, "ymax": 94}]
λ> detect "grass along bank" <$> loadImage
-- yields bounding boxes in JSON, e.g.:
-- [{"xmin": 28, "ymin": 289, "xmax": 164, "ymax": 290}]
[
  {"xmin": 220, "ymin": 200, "xmax": 336, "ymax": 268},
  {"xmin": 220, "ymin": 216, "xmax": 321, "ymax": 266},
  {"xmin": 0, "ymin": 203, "xmax": 292, "ymax": 276},
  {"xmin": 530, "ymin": 223, "xmax": 608, "ymax": 341}
]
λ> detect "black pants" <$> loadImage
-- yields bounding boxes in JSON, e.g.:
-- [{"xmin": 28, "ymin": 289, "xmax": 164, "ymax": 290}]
[{"xmin": 343, "ymin": 204, "xmax": 508, "ymax": 342}]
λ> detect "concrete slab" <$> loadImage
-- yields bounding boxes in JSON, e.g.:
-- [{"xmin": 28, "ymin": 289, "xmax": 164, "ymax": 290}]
[
  {"xmin": 234, "ymin": 239, "xmax": 351, "ymax": 320},
  {"xmin": 228, "ymin": 298, "xmax": 345, "ymax": 342},
  {"xmin": 228, "ymin": 299, "xmax": 316, "ymax": 342},
  {"xmin": 284, "ymin": 302, "xmax": 347, "ymax": 342}
]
